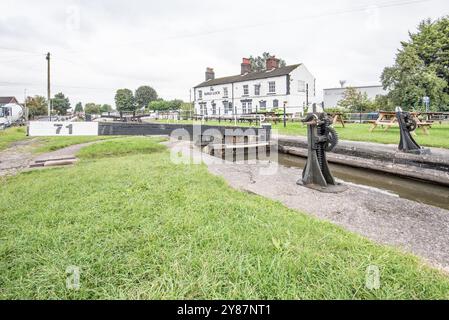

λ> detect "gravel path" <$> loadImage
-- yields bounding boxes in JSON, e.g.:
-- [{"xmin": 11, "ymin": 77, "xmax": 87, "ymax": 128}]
[{"xmin": 169, "ymin": 140, "xmax": 449, "ymax": 272}]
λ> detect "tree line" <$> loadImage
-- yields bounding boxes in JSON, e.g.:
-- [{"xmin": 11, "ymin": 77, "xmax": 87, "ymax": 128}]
[
  {"xmin": 24, "ymin": 85, "xmax": 188, "ymax": 118},
  {"xmin": 114, "ymin": 86, "xmax": 186, "ymax": 112},
  {"xmin": 25, "ymin": 93, "xmax": 113, "ymax": 117}
]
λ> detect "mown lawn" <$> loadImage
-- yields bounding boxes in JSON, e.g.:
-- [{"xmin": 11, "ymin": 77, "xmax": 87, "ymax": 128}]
[
  {"xmin": 149, "ymin": 119, "xmax": 449, "ymax": 149},
  {"xmin": 1, "ymin": 137, "xmax": 448, "ymax": 299},
  {"xmin": 272, "ymin": 122, "xmax": 449, "ymax": 149}
]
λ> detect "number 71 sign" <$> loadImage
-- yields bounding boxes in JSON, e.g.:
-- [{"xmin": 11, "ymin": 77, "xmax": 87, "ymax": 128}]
[
  {"xmin": 28, "ymin": 121, "xmax": 99, "ymax": 136},
  {"xmin": 54, "ymin": 123, "xmax": 73, "ymax": 134}
]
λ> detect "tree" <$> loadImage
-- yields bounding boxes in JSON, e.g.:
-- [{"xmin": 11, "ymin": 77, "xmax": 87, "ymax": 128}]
[
  {"xmin": 74, "ymin": 102, "xmax": 83, "ymax": 113},
  {"xmin": 100, "ymin": 104, "xmax": 112, "ymax": 113},
  {"xmin": 26, "ymin": 95, "xmax": 48, "ymax": 118},
  {"xmin": 135, "ymin": 86, "xmax": 158, "ymax": 109},
  {"xmin": 180, "ymin": 102, "xmax": 194, "ymax": 119},
  {"xmin": 167, "ymin": 99, "xmax": 183, "ymax": 110},
  {"xmin": 52, "ymin": 92, "xmax": 70, "ymax": 115},
  {"xmin": 372, "ymin": 95, "xmax": 394, "ymax": 111},
  {"xmin": 249, "ymin": 52, "xmax": 287, "ymax": 72},
  {"xmin": 84, "ymin": 103, "xmax": 101, "ymax": 114},
  {"xmin": 148, "ymin": 100, "xmax": 170, "ymax": 111},
  {"xmin": 337, "ymin": 87, "xmax": 373, "ymax": 112},
  {"xmin": 115, "ymin": 88, "xmax": 135, "ymax": 111},
  {"xmin": 381, "ymin": 17, "xmax": 449, "ymax": 111}
]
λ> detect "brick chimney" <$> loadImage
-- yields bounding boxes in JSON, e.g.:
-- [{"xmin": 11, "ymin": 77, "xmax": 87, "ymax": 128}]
[
  {"xmin": 205, "ymin": 67, "xmax": 215, "ymax": 81},
  {"xmin": 241, "ymin": 58, "xmax": 251, "ymax": 75},
  {"xmin": 266, "ymin": 56, "xmax": 280, "ymax": 70}
]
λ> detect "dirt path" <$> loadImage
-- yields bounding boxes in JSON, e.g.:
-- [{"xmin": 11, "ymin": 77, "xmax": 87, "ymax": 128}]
[
  {"xmin": 0, "ymin": 139, "xmax": 39, "ymax": 177},
  {"xmin": 169, "ymin": 140, "xmax": 449, "ymax": 272},
  {"xmin": 0, "ymin": 141, "xmax": 99, "ymax": 177}
]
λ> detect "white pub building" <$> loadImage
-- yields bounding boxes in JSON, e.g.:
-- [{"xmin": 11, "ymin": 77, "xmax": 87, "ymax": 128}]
[{"xmin": 193, "ymin": 57, "xmax": 316, "ymax": 116}]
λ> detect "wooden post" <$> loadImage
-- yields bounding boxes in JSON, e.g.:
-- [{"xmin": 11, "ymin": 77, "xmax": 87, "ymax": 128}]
[
  {"xmin": 46, "ymin": 52, "xmax": 51, "ymax": 120},
  {"xmin": 283, "ymin": 101, "xmax": 286, "ymax": 128}
]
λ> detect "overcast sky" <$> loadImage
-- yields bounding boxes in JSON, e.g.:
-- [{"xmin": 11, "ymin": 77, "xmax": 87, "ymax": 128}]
[{"xmin": 1, "ymin": 0, "xmax": 448, "ymax": 108}]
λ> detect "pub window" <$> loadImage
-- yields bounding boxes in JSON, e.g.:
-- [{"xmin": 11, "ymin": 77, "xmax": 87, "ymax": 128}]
[
  {"xmin": 201, "ymin": 103, "xmax": 208, "ymax": 115},
  {"xmin": 273, "ymin": 99, "xmax": 279, "ymax": 108},
  {"xmin": 223, "ymin": 87, "xmax": 228, "ymax": 98},
  {"xmin": 247, "ymin": 101, "xmax": 252, "ymax": 113},
  {"xmin": 227, "ymin": 102, "xmax": 233, "ymax": 114},
  {"xmin": 254, "ymin": 84, "xmax": 260, "ymax": 95},
  {"xmin": 211, "ymin": 103, "xmax": 217, "ymax": 115},
  {"xmin": 242, "ymin": 102, "xmax": 247, "ymax": 114},
  {"xmin": 259, "ymin": 101, "xmax": 266, "ymax": 110},
  {"xmin": 298, "ymin": 80, "xmax": 306, "ymax": 92},
  {"xmin": 210, "ymin": 87, "xmax": 214, "ymax": 92},
  {"xmin": 198, "ymin": 90, "xmax": 203, "ymax": 100},
  {"xmin": 223, "ymin": 101, "xmax": 228, "ymax": 114},
  {"xmin": 268, "ymin": 81, "xmax": 276, "ymax": 93},
  {"xmin": 243, "ymin": 85, "xmax": 249, "ymax": 95}
]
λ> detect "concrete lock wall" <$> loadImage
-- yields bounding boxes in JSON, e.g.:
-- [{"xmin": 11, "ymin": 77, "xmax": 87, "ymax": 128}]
[
  {"xmin": 97, "ymin": 122, "xmax": 271, "ymax": 143},
  {"xmin": 276, "ymin": 135, "xmax": 449, "ymax": 186}
]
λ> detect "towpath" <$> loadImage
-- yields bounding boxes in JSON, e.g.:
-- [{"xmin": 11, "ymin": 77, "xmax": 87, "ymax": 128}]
[{"xmin": 169, "ymin": 140, "xmax": 449, "ymax": 272}]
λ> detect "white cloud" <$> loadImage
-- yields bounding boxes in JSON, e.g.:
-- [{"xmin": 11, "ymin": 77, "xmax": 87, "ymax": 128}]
[{"xmin": 1, "ymin": 0, "xmax": 448, "ymax": 107}]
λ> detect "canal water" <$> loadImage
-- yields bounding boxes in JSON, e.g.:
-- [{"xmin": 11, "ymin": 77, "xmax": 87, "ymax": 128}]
[
  {"xmin": 277, "ymin": 152, "xmax": 449, "ymax": 211},
  {"xmin": 209, "ymin": 146, "xmax": 449, "ymax": 210}
]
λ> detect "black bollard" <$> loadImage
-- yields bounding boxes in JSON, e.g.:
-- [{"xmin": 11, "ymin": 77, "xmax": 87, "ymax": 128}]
[
  {"xmin": 297, "ymin": 112, "xmax": 347, "ymax": 193},
  {"xmin": 395, "ymin": 107, "xmax": 430, "ymax": 155}
]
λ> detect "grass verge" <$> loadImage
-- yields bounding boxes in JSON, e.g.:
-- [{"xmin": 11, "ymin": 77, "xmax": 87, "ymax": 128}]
[
  {"xmin": 0, "ymin": 127, "xmax": 29, "ymax": 151},
  {"xmin": 0, "ymin": 137, "xmax": 448, "ymax": 299},
  {"xmin": 34, "ymin": 136, "xmax": 115, "ymax": 154},
  {"xmin": 0, "ymin": 126, "xmax": 115, "ymax": 153},
  {"xmin": 148, "ymin": 119, "xmax": 449, "ymax": 149},
  {"xmin": 77, "ymin": 136, "xmax": 167, "ymax": 159}
]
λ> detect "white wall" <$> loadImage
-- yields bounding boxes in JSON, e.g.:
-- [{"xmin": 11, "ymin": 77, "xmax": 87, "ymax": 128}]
[
  {"xmin": 287, "ymin": 64, "xmax": 316, "ymax": 113},
  {"xmin": 194, "ymin": 64, "xmax": 316, "ymax": 115},
  {"xmin": 323, "ymin": 85, "xmax": 387, "ymax": 108}
]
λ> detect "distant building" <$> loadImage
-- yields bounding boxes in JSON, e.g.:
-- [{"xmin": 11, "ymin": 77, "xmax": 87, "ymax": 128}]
[
  {"xmin": 323, "ymin": 85, "xmax": 388, "ymax": 108},
  {"xmin": 193, "ymin": 57, "xmax": 316, "ymax": 116},
  {"xmin": 0, "ymin": 96, "xmax": 19, "ymax": 107}
]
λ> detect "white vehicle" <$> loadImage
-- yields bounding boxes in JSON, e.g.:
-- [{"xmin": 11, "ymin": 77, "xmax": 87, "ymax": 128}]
[{"xmin": 0, "ymin": 103, "xmax": 24, "ymax": 130}]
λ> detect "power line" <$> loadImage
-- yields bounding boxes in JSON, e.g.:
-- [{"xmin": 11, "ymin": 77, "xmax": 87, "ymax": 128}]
[
  {"xmin": 0, "ymin": 80, "xmax": 116, "ymax": 91},
  {"xmin": 0, "ymin": 0, "xmax": 435, "ymax": 101},
  {"xmin": 157, "ymin": 0, "xmax": 434, "ymax": 41},
  {"xmin": 0, "ymin": 53, "xmax": 45, "ymax": 63},
  {"xmin": 0, "ymin": 46, "xmax": 43, "ymax": 55},
  {"xmin": 58, "ymin": 0, "xmax": 435, "ymax": 55},
  {"xmin": 0, "ymin": 0, "xmax": 434, "ymax": 60},
  {"xmin": 0, "ymin": 0, "xmax": 434, "ymax": 67}
]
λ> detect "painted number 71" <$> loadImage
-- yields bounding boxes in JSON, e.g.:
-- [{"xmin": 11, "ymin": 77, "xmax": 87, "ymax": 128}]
[{"xmin": 54, "ymin": 124, "xmax": 73, "ymax": 134}]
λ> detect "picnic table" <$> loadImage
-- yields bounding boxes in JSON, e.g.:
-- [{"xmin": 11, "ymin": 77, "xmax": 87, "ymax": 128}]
[
  {"xmin": 327, "ymin": 112, "xmax": 345, "ymax": 127},
  {"xmin": 419, "ymin": 112, "xmax": 449, "ymax": 124},
  {"xmin": 368, "ymin": 111, "xmax": 433, "ymax": 135}
]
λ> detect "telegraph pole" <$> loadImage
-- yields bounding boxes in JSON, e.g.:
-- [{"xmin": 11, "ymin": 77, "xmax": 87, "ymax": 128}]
[
  {"xmin": 189, "ymin": 88, "xmax": 193, "ymax": 120},
  {"xmin": 46, "ymin": 52, "xmax": 51, "ymax": 120},
  {"xmin": 306, "ymin": 83, "xmax": 309, "ymax": 107},
  {"xmin": 283, "ymin": 101, "xmax": 287, "ymax": 128},
  {"xmin": 24, "ymin": 89, "xmax": 28, "ymax": 121}
]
